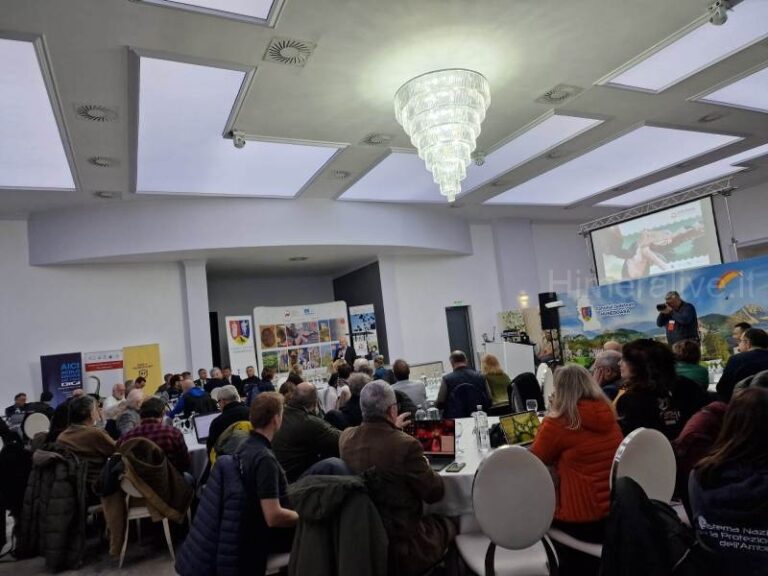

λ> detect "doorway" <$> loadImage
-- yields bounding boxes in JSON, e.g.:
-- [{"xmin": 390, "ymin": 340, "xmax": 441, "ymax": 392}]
[{"xmin": 445, "ymin": 305, "xmax": 475, "ymax": 369}]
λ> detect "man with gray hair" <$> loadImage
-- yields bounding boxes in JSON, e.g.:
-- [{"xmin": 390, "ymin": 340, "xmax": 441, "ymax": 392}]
[
  {"xmin": 204, "ymin": 367, "xmax": 227, "ymax": 394},
  {"xmin": 340, "ymin": 381, "xmax": 455, "ymax": 576},
  {"xmin": 273, "ymin": 382, "xmax": 343, "ymax": 481},
  {"xmin": 206, "ymin": 384, "xmax": 250, "ymax": 454},
  {"xmin": 116, "ymin": 389, "xmax": 143, "ymax": 436},
  {"xmin": 592, "ymin": 350, "xmax": 623, "ymax": 400},
  {"xmin": 657, "ymin": 290, "xmax": 699, "ymax": 345}
]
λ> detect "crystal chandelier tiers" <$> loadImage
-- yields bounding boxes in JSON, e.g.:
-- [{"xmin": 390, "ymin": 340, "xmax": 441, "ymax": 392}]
[{"xmin": 394, "ymin": 69, "xmax": 491, "ymax": 203}]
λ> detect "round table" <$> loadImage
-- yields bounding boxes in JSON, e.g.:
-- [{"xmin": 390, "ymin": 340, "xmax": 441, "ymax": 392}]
[{"xmin": 183, "ymin": 431, "xmax": 208, "ymax": 480}]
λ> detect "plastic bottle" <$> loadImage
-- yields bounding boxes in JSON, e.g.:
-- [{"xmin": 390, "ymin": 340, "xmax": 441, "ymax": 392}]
[
  {"xmin": 414, "ymin": 404, "xmax": 427, "ymax": 421},
  {"xmin": 474, "ymin": 404, "xmax": 491, "ymax": 451}
]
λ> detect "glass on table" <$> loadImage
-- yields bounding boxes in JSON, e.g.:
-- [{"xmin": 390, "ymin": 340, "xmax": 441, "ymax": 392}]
[{"xmin": 454, "ymin": 420, "xmax": 464, "ymax": 463}]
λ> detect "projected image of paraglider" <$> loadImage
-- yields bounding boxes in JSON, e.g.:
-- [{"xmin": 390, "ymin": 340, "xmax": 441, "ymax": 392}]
[{"xmin": 715, "ymin": 270, "xmax": 744, "ymax": 300}]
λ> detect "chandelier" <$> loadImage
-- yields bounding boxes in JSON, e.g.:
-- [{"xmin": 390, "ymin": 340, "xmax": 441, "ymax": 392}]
[{"xmin": 394, "ymin": 69, "xmax": 490, "ymax": 203}]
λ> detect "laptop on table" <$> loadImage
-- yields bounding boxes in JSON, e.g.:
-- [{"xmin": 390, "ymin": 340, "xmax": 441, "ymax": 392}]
[
  {"xmin": 410, "ymin": 419, "xmax": 456, "ymax": 471},
  {"xmin": 192, "ymin": 412, "xmax": 219, "ymax": 444},
  {"xmin": 498, "ymin": 411, "xmax": 541, "ymax": 446}
]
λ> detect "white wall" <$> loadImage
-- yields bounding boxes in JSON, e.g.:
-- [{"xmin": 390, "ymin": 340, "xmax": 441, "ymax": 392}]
[
  {"xmin": 207, "ymin": 274, "xmax": 335, "ymax": 367},
  {"xmin": 0, "ymin": 220, "xmax": 190, "ymax": 402},
  {"xmin": 531, "ymin": 222, "xmax": 594, "ymax": 294},
  {"xmin": 380, "ymin": 224, "xmax": 503, "ymax": 365}
]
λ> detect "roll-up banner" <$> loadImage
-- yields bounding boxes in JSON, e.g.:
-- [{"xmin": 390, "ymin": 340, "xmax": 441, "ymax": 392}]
[
  {"xmin": 225, "ymin": 315, "xmax": 258, "ymax": 376},
  {"xmin": 349, "ymin": 304, "xmax": 378, "ymax": 358},
  {"xmin": 122, "ymin": 344, "xmax": 163, "ymax": 395},
  {"xmin": 40, "ymin": 352, "xmax": 83, "ymax": 405},
  {"xmin": 83, "ymin": 349, "xmax": 124, "ymax": 397}
]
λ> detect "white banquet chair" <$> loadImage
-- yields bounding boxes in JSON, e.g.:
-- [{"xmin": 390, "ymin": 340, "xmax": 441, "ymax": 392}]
[
  {"xmin": 547, "ymin": 427, "xmax": 677, "ymax": 559},
  {"xmin": 456, "ymin": 446, "xmax": 558, "ymax": 576}
]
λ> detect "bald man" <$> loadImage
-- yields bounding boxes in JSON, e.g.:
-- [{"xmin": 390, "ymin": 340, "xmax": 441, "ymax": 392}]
[{"xmin": 603, "ymin": 340, "xmax": 622, "ymax": 353}]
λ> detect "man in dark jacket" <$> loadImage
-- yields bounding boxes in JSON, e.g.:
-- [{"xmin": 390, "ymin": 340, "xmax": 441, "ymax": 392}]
[
  {"xmin": 273, "ymin": 382, "xmax": 341, "ymax": 482},
  {"xmin": 223, "ymin": 366, "xmax": 244, "ymax": 396},
  {"xmin": 656, "ymin": 291, "xmax": 699, "ymax": 346},
  {"xmin": 436, "ymin": 350, "xmax": 492, "ymax": 411},
  {"xmin": 207, "ymin": 385, "xmax": 250, "ymax": 455},
  {"xmin": 170, "ymin": 378, "xmax": 217, "ymax": 419},
  {"xmin": 717, "ymin": 328, "xmax": 768, "ymax": 401},
  {"xmin": 340, "ymin": 381, "xmax": 455, "ymax": 576}
]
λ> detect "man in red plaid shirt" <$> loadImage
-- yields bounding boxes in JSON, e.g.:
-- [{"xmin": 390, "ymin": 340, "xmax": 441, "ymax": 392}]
[{"xmin": 118, "ymin": 396, "xmax": 191, "ymax": 473}]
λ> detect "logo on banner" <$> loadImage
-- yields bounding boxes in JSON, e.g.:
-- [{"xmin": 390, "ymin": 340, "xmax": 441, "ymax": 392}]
[
  {"xmin": 229, "ymin": 319, "xmax": 251, "ymax": 345},
  {"xmin": 580, "ymin": 306, "xmax": 593, "ymax": 321}
]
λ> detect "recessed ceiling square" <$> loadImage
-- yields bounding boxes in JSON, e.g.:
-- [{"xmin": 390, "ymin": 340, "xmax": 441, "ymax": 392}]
[
  {"xmin": 339, "ymin": 114, "xmax": 602, "ymax": 204},
  {"xmin": 485, "ymin": 126, "xmax": 742, "ymax": 206},
  {"xmin": 698, "ymin": 64, "xmax": 768, "ymax": 114},
  {"xmin": 604, "ymin": 0, "xmax": 768, "ymax": 93},
  {"xmin": 141, "ymin": 0, "xmax": 276, "ymax": 21},
  {"xmin": 137, "ymin": 56, "xmax": 338, "ymax": 197},
  {"xmin": 0, "ymin": 38, "xmax": 74, "ymax": 190},
  {"xmin": 600, "ymin": 142, "xmax": 768, "ymax": 207}
]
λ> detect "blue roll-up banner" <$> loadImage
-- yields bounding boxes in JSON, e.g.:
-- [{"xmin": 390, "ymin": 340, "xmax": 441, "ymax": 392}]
[{"xmin": 40, "ymin": 352, "xmax": 83, "ymax": 405}]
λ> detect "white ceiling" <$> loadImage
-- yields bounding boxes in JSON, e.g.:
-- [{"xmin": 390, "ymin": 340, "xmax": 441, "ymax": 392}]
[{"xmin": 0, "ymin": 0, "xmax": 767, "ymax": 222}]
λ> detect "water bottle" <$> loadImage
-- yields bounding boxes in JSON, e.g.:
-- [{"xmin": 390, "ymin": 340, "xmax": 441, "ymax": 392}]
[
  {"xmin": 414, "ymin": 404, "xmax": 427, "ymax": 421},
  {"xmin": 474, "ymin": 405, "xmax": 491, "ymax": 452}
]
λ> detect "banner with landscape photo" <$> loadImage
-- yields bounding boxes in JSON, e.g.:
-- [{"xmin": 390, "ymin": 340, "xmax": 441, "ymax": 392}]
[{"xmin": 560, "ymin": 255, "xmax": 768, "ymax": 362}]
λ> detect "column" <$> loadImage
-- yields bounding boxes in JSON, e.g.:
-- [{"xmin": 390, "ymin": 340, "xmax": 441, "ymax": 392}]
[{"xmin": 182, "ymin": 260, "xmax": 213, "ymax": 372}]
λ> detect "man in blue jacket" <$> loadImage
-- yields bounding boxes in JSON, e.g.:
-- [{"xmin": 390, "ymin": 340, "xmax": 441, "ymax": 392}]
[{"xmin": 656, "ymin": 291, "xmax": 699, "ymax": 345}]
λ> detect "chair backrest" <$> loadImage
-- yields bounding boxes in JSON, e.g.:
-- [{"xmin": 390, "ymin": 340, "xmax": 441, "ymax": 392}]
[
  {"xmin": 538, "ymin": 364, "xmax": 555, "ymax": 409},
  {"xmin": 472, "ymin": 445, "xmax": 555, "ymax": 550},
  {"xmin": 445, "ymin": 383, "xmax": 483, "ymax": 418},
  {"xmin": 611, "ymin": 427, "xmax": 676, "ymax": 503},
  {"xmin": 509, "ymin": 372, "xmax": 546, "ymax": 412},
  {"xmin": 22, "ymin": 412, "xmax": 50, "ymax": 439},
  {"xmin": 120, "ymin": 476, "xmax": 144, "ymax": 498}
]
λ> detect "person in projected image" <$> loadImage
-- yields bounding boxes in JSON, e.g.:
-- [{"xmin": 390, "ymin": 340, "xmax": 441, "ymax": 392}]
[{"xmin": 604, "ymin": 224, "xmax": 705, "ymax": 280}]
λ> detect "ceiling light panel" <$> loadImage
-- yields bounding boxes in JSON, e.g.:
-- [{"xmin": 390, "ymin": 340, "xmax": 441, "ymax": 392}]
[
  {"xmin": 0, "ymin": 38, "xmax": 74, "ymax": 189},
  {"xmin": 141, "ymin": 0, "xmax": 276, "ymax": 21},
  {"xmin": 485, "ymin": 126, "xmax": 741, "ymax": 206},
  {"xmin": 600, "ymin": 142, "xmax": 768, "ymax": 207},
  {"xmin": 339, "ymin": 114, "xmax": 602, "ymax": 204},
  {"xmin": 137, "ymin": 56, "xmax": 338, "ymax": 197},
  {"xmin": 605, "ymin": 0, "xmax": 768, "ymax": 93},
  {"xmin": 698, "ymin": 64, "xmax": 768, "ymax": 113}
]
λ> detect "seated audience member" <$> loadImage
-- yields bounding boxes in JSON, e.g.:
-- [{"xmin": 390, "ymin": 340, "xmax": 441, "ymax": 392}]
[
  {"xmin": 123, "ymin": 379, "xmax": 135, "ymax": 395},
  {"xmin": 118, "ymin": 396, "xmax": 190, "ymax": 474},
  {"xmin": 689, "ymin": 388, "xmax": 768, "ymax": 575},
  {"xmin": 436, "ymin": 350, "xmax": 491, "ymax": 412},
  {"xmin": 327, "ymin": 359, "xmax": 345, "ymax": 389},
  {"xmin": 116, "ymin": 389, "xmax": 143, "ymax": 436},
  {"xmin": 591, "ymin": 350, "xmax": 623, "ymax": 400},
  {"xmin": 133, "ymin": 376, "xmax": 147, "ymax": 391},
  {"xmin": 335, "ymin": 363, "xmax": 353, "ymax": 407},
  {"xmin": 206, "ymin": 385, "xmax": 250, "ymax": 455},
  {"xmin": 158, "ymin": 373, "xmax": 182, "ymax": 401},
  {"xmin": 336, "ymin": 373, "xmax": 371, "ymax": 429},
  {"xmin": 391, "ymin": 359, "xmax": 427, "ymax": 408},
  {"xmin": 242, "ymin": 365, "xmax": 260, "ymax": 396},
  {"xmin": 237, "ymin": 393, "xmax": 298, "ymax": 576},
  {"xmin": 603, "ymin": 340, "xmax": 622, "ymax": 353},
  {"xmin": 170, "ymin": 378, "xmax": 217, "ymax": 419},
  {"xmin": 672, "ymin": 399, "xmax": 728, "ymax": 506},
  {"xmin": 673, "ymin": 339, "xmax": 709, "ymax": 390},
  {"xmin": 223, "ymin": 366, "xmax": 243, "ymax": 396},
  {"xmin": 204, "ymin": 367, "xmax": 227, "ymax": 394},
  {"xmin": 354, "ymin": 357, "xmax": 374, "ymax": 377},
  {"xmin": 716, "ymin": 328, "xmax": 768, "ymax": 401},
  {"xmin": 194, "ymin": 368, "xmax": 209, "ymax": 389},
  {"xmin": 480, "ymin": 353, "xmax": 512, "ymax": 407},
  {"xmin": 273, "ymin": 382, "xmax": 342, "ymax": 482},
  {"xmin": 373, "ymin": 355, "xmax": 389, "ymax": 380},
  {"xmin": 181, "ymin": 371, "xmax": 192, "ymax": 380},
  {"xmin": 730, "ymin": 321, "xmax": 751, "ymax": 351},
  {"xmin": 340, "ymin": 380, "xmax": 455, "ymax": 576},
  {"xmin": 102, "ymin": 382, "xmax": 125, "ymax": 413},
  {"xmin": 531, "ymin": 364, "xmax": 623, "ymax": 574},
  {"xmin": 616, "ymin": 339, "xmax": 705, "ymax": 439},
  {"xmin": 25, "ymin": 391, "xmax": 55, "ymax": 420},
  {"xmin": 733, "ymin": 367, "xmax": 768, "ymax": 393},
  {"xmin": 259, "ymin": 368, "xmax": 277, "ymax": 393},
  {"xmin": 56, "ymin": 395, "xmax": 116, "ymax": 495},
  {"xmin": 5, "ymin": 392, "xmax": 28, "ymax": 419}
]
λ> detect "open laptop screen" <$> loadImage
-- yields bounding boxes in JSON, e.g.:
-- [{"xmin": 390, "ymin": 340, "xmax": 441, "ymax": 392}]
[
  {"xmin": 192, "ymin": 412, "xmax": 219, "ymax": 443},
  {"xmin": 499, "ymin": 411, "xmax": 541, "ymax": 445},
  {"xmin": 411, "ymin": 419, "xmax": 456, "ymax": 456}
]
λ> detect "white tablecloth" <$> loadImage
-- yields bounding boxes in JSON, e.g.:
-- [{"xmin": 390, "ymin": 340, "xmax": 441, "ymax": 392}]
[
  {"xmin": 427, "ymin": 416, "xmax": 500, "ymax": 517},
  {"xmin": 184, "ymin": 432, "xmax": 208, "ymax": 480}
]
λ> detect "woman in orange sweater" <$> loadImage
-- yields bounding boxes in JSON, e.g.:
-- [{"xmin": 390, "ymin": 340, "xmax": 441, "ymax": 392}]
[{"xmin": 530, "ymin": 364, "xmax": 623, "ymax": 574}]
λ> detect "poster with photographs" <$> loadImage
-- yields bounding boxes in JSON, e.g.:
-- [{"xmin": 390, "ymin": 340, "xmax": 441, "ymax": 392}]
[
  {"xmin": 254, "ymin": 301, "xmax": 349, "ymax": 378},
  {"xmin": 349, "ymin": 304, "xmax": 379, "ymax": 358}
]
